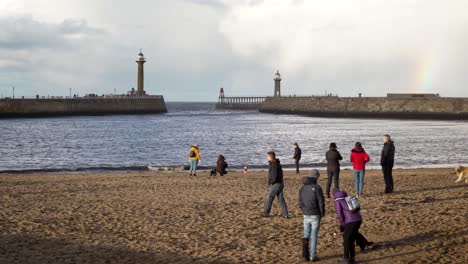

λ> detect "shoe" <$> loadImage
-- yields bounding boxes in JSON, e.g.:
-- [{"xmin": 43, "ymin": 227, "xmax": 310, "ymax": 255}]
[
  {"xmin": 189, "ymin": 173, "xmax": 192, "ymax": 176},
  {"xmin": 282, "ymin": 215, "xmax": 289, "ymax": 219},
  {"xmin": 311, "ymin": 256, "xmax": 320, "ymax": 262},
  {"xmin": 262, "ymin": 214, "xmax": 269, "ymax": 218},
  {"xmin": 193, "ymin": 174, "xmax": 197, "ymax": 176},
  {"xmin": 302, "ymin": 238, "xmax": 310, "ymax": 261}
]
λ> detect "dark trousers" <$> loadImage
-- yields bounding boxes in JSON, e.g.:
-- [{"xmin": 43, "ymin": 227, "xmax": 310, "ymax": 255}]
[
  {"xmin": 263, "ymin": 183, "xmax": 288, "ymax": 216},
  {"xmin": 343, "ymin": 221, "xmax": 361, "ymax": 261},
  {"xmin": 295, "ymin": 159, "xmax": 300, "ymax": 173},
  {"xmin": 382, "ymin": 166, "xmax": 394, "ymax": 193},
  {"xmin": 326, "ymin": 170, "xmax": 340, "ymax": 194}
]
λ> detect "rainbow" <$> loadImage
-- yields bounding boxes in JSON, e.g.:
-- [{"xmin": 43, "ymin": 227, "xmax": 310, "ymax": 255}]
[{"xmin": 408, "ymin": 50, "xmax": 437, "ymax": 94}]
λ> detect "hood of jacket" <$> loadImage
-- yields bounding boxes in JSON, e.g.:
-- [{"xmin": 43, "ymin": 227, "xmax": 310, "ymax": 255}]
[
  {"xmin": 351, "ymin": 147, "xmax": 364, "ymax": 153},
  {"xmin": 333, "ymin": 190, "xmax": 347, "ymax": 198},
  {"xmin": 302, "ymin": 176, "xmax": 318, "ymax": 185},
  {"xmin": 217, "ymin": 155, "xmax": 225, "ymax": 161},
  {"xmin": 269, "ymin": 158, "xmax": 280, "ymax": 164}
]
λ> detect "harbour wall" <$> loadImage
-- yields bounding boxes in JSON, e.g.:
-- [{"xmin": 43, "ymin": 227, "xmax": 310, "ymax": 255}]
[
  {"xmin": 0, "ymin": 96, "xmax": 167, "ymax": 118},
  {"xmin": 259, "ymin": 96, "xmax": 468, "ymax": 120}
]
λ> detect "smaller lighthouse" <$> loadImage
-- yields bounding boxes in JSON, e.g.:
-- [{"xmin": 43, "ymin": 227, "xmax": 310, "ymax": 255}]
[
  {"xmin": 136, "ymin": 49, "xmax": 146, "ymax": 96},
  {"xmin": 273, "ymin": 70, "xmax": 281, "ymax": 97}
]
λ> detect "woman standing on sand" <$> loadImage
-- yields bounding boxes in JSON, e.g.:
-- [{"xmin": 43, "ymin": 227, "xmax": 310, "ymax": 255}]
[
  {"xmin": 350, "ymin": 142, "xmax": 370, "ymax": 198},
  {"xmin": 334, "ymin": 189, "xmax": 362, "ymax": 264},
  {"xmin": 189, "ymin": 144, "xmax": 201, "ymax": 176}
]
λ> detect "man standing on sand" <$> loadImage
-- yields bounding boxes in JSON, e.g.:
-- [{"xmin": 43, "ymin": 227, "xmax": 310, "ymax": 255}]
[
  {"xmin": 381, "ymin": 134, "xmax": 395, "ymax": 193},
  {"xmin": 299, "ymin": 169, "xmax": 325, "ymax": 262},
  {"xmin": 293, "ymin": 143, "xmax": 302, "ymax": 174},
  {"xmin": 325, "ymin": 142, "xmax": 343, "ymax": 198},
  {"xmin": 263, "ymin": 151, "xmax": 289, "ymax": 218},
  {"xmin": 189, "ymin": 144, "xmax": 201, "ymax": 176}
]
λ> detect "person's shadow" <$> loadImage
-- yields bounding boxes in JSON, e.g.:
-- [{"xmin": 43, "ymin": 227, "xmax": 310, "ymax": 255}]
[{"xmin": 0, "ymin": 234, "xmax": 234, "ymax": 264}]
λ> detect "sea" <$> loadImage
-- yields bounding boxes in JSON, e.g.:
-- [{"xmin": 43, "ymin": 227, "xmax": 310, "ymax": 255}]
[{"xmin": 0, "ymin": 102, "xmax": 467, "ymax": 173}]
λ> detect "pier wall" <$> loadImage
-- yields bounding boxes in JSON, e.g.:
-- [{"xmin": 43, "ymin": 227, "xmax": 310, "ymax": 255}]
[
  {"xmin": 259, "ymin": 96, "xmax": 468, "ymax": 120},
  {"xmin": 0, "ymin": 96, "xmax": 167, "ymax": 118}
]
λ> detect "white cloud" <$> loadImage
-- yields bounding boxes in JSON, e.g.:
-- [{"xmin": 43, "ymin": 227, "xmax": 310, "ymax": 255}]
[
  {"xmin": 0, "ymin": 0, "xmax": 468, "ymax": 100},
  {"xmin": 219, "ymin": 0, "xmax": 468, "ymax": 95}
]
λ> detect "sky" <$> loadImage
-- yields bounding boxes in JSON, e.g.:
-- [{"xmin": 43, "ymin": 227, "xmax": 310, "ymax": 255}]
[{"xmin": 1, "ymin": 0, "xmax": 467, "ymax": 101}]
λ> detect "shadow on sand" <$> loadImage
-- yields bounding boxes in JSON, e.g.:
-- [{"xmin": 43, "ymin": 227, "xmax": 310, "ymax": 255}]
[{"xmin": 0, "ymin": 234, "xmax": 234, "ymax": 264}]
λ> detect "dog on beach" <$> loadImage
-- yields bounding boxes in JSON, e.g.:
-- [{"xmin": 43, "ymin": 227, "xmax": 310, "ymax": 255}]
[
  {"xmin": 210, "ymin": 168, "xmax": 217, "ymax": 176},
  {"xmin": 455, "ymin": 165, "xmax": 468, "ymax": 183}
]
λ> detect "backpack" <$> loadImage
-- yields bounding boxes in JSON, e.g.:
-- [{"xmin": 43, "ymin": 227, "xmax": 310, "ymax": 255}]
[
  {"xmin": 336, "ymin": 196, "xmax": 361, "ymax": 213},
  {"xmin": 189, "ymin": 150, "xmax": 196, "ymax": 158}
]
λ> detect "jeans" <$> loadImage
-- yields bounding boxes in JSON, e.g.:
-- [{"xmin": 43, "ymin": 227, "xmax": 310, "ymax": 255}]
[
  {"xmin": 343, "ymin": 221, "xmax": 361, "ymax": 261},
  {"xmin": 304, "ymin": 215, "xmax": 321, "ymax": 258},
  {"xmin": 326, "ymin": 170, "xmax": 340, "ymax": 194},
  {"xmin": 353, "ymin": 170, "xmax": 365, "ymax": 196},
  {"xmin": 189, "ymin": 160, "xmax": 198, "ymax": 174},
  {"xmin": 263, "ymin": 183, "xmax": 288, "ymax": 216},
  {"xmin": 382, "ymin": 166, "xmax": 394, "ymax": 193}
]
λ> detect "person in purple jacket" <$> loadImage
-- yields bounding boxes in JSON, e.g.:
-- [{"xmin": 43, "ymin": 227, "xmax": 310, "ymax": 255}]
[{"xmin": 334, "ymin": 190, "xmax": 362, "ymax": 264}]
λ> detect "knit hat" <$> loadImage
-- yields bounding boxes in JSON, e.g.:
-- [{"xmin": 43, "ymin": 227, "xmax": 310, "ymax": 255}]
[
  {"xmin": 309, "ymin": 169, "xmax": 320, "ymax": 178},
  {"xmin": 329, "ymin": 142, "xmax": 337, "ymax": 149},
  {"xmin": 355, "ymin": 142, "xmax": 362, "ymax": 148}
]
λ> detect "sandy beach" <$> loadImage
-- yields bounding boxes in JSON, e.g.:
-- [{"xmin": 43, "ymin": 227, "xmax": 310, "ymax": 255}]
[{"xmin": 0, "ymin": 168, "xmax": 467, "ymax": 263}]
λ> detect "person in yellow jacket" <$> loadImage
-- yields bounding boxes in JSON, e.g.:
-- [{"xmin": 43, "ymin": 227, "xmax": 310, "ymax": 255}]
[{"xmin": 189, "ymin": 144, "xmax": 201, "ymax": 176}]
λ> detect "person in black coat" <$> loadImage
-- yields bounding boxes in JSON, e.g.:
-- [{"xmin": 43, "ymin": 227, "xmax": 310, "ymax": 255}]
[
  {"xmin": 216, "ymin": 155, "xmax": 228, "ymax": 176},
  {"xmin": 325, "ymin": 142, "xmax": 343, "ymax": 198},
  {"xmin": 263, "ymin": 151, "xmax": 288, "ymax": 218},
  {"xmin": 293, "ymin": 143, "xmax": 302, "ymax": 174},
  {"xmin": 381, "ymin": 134, "xmax": 395, "ymax": 193}
]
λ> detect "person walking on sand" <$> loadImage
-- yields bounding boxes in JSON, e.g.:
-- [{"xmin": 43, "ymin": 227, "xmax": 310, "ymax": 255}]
[
  {"xmin": 350, "ymin": 142, "xmax": 370, "ymax": 198},
  {"xmin": 263, "ymin": 151, "xmax": 289, "ymax": 218},
  {"xmin": 299, "ymin": 169, "xmax": 325, "ymax": 262},
  {"xmin": 334, "ymin": 189, "xmax": 362, "ymax": 264},
  {"xmin": 381, "ymin": 134, "xmax": 395, "ymax": 193},
  {"xmin": 293, "ymin": 143, "xmax": 302, "ymax": 174},
  {"xmin": 188, "ymin": 144, "xmax": 201, "ymax": 176},
  {"xmin": 326, "ymin": 142, "xmax": 343, "ymax": 198}
]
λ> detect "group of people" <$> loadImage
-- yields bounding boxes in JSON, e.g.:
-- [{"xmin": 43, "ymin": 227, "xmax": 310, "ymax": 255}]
[
  {"xmin": 292, "ymin": 134, "xmax": 395, "ymax": 197},
  {"xmin": 262, "ymin": 134, "xmax": 395, "ymax": 263},
  {"xmin": 188, "ymin": 135, "xmax": 396, "ymax": 263}
]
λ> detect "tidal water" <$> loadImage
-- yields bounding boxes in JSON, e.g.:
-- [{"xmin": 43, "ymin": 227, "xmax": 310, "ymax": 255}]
[{"xmin": 0, "ymin": 102, "xmax": 467, "ymax": 172}]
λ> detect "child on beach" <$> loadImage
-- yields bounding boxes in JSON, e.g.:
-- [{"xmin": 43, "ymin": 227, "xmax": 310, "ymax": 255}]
[
  {"xmin": 216, "ymin": 155, "xmax": 228, "ymax": 176},
  {"xmin": 299, "ymin": 169, "xmax": 325, "ymax": 262},
  {"xmin": 188, "ymin": 144, "xmax": 201, "ymax": 176},
  {"xmin": 350, "ymin": 142, "xmax": 370, "ymax": 197},
  {"xmin": 263, "ymin": 151, "xmax": 288, "ymax": 218}
]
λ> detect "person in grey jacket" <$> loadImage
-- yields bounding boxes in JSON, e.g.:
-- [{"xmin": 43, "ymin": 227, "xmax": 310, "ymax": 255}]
[
  {"xmin": 325, "ymin": 142, "xmax": 343, "ymax": 198},
  {"xmin": 299, "ymin": 169, "xmax": 325, "ymax": 262}
]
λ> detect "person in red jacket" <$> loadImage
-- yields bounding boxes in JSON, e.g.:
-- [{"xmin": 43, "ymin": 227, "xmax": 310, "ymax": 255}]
[{"xmin": 350, "ymin": 142, "xmax": 370, "ymax": 197}]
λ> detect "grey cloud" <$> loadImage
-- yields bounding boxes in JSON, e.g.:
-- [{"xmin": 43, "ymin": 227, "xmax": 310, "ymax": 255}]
[{"xmin": 0, "ymin": 16, "xmax": 105, "ymax": 50}]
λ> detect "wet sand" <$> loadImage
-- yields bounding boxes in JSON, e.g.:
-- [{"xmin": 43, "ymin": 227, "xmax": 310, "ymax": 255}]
[{"xmin": 0, "ymin": 168, "xmax": 467, "ymax": 263}]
